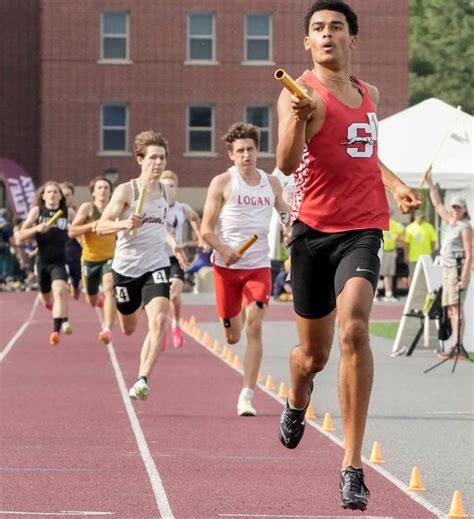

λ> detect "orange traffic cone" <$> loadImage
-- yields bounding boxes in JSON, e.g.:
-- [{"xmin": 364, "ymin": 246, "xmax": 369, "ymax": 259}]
[
  {"xmin": 257, "ymin": 372, "xmax": 263, "ymax": 383},
  {"xmin": 213, "ymin": 340, "xmax": 222, "ymax": 353},
  {"xmin": 265, "ymin": 375, "xmax": 275, "ymax": 390},
  {"xmin": 322, "ymin": 412, "xmax": 335, "ymax": 432},
  {"xmin": 233, "ymin": 355, "xmax": 242, "ymax": 369},
  {"xmin": 305, "ymin": 403, "xmax": 316, "ymax": 420},
  {"xmin": 277, "ymin": 382, "xmax": 288, "ymax": 398},
  {"xmin": 221, "ymin": 345, "xmax": 229, "ymax": 357},
  {"xmin": 189, "ymin": 315, "xmax": 196, "ymax": 325},
  {"xmin": 195, "ymin": 329, "xmax": 203, "ymax": 341},
  {"xmin": 369, "ymin": 441, "xmax": 385, "ymax": 464},
  {"xmin": 226, "ymin": 349, "xmax": 234, "ymax": 363},
  {"xmin": 406, "ymin": 466, "xmax": 426, "ymax": 491},
  {"xmin": 202, "ymin": 332, "xmax": 212, "ymax": 347},
  {"xmin": 446, "ymin": 490, "xmax": 468, "ymax": 518}
]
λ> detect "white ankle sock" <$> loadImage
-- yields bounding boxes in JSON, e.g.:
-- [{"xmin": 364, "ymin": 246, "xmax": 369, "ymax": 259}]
[
  {"xmin": 172, "ymin": 319, "xmax": 179, "ymax": 329},
  {"xmin": 240, "ymin": 387, "xmax": 254, "ymax": 400}
]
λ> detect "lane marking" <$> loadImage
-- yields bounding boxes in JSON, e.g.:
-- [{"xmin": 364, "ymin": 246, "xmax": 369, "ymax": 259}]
[
  {"xmin": 95, "ymin": 309, "xmax": 175, "ymax": 519},
  {"xmin": 0, "ymin": 296, "xmax": 39, "ymax": 363},
  {"xmin": 218, "ymin": 515, "xmax": 393, "ymax": 518},
  {"xmin": 184, "ymin": 324, "xmax": 444, "ymax": 519},
  {"xmin": 0, "ymin": 512, "xmax": 113, "ymax": 516}
]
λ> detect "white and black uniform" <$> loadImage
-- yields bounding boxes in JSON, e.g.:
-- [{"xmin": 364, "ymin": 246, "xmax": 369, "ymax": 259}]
[
  {"xmin": 112, "ymin": 180, "xmax": 170, "ymax": 315},
  {"xmin": 213, "ymin": 166, "xmax": 274, "ymax": 269},
  {"xmin": 35, "ymin": 205, "xmax": 69, "ymax": 293},
  {"xmin": 165, "ymin": 202, "xmax": 186, "ymax": 281}
]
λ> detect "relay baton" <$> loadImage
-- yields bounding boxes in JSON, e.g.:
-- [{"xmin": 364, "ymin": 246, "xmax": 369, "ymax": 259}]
[
  {"xmin": 46, "ymin": 209, "xmax": 63, "ymax": 227},
  {"xmin": 238, "ymin": 235, "xmax": 258, "ymax": 255},
  {"xmin": 418, "ymin": 164, "xmax": 432, "ymax": 188},
  {"xmin": 274, "ymin": 69, "xmax": 311, "ymax": 100},
  {"xmin": 130, "ymin": 186, "xmax": 147, "ymax": 237}
]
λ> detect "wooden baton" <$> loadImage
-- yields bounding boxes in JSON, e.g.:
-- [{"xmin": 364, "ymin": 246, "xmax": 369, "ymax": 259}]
[
  {"xmin": 238, "ymin": 235, "xmax": 258, "ymax": 255},
  {"xmin": 130, "ymin": 186, "xmax": 147, "ymax": 237},
  {"xmin": 46, "ymin": 209, "xmax": 63, "ymax": 227},
  {"xmin": 274, "ymin": 69, "xmax": 311, "ymax": 100}
]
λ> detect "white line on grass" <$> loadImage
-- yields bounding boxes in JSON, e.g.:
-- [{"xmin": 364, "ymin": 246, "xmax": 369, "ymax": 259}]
[
  {"xmin": 95, "ymin": 309, "xmax": 174, "ymax": 519},
  {"xmin": 0, "ymin": 296, "xmax": 39, "ymax": 363}
]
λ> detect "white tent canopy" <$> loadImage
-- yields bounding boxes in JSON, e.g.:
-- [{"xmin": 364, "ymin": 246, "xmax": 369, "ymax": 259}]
[{"xmin": 378, "ymin": 98, "xmax": 473, "ymax": 191}]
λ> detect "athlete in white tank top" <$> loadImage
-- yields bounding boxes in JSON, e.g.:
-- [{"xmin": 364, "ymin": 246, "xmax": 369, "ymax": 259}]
[
  {"xmin": 112, "ymin": 178, "xmax": 170, "ymax": 277},
  {"xmin": 214, "ymin": 166, "xmax": 274, "ymax": 269},
  {"xmin": 201, "ymin": 122, "xmax": 290, "ymax": 417},
  {"xmin": 96, "ymin": 132, "xmax": 188, "ymax": 403}
]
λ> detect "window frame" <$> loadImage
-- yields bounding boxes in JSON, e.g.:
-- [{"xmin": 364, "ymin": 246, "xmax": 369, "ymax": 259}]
[
  {"xmin": 186, "ymin": 104, "xmax": 215, "ymax": 155},
  {"xmin": 243, "ymin": 13, "xmax": 273, "ymax": 64},
  {"xmin": 100, "ymin": 11, "xmax": 130, "ymax": 62},
  {"xmin": 100, "ymin": 103, "xmax": 129, "ymax": 155},
  {"xmin": 245, "ymin": 105, "xmax": 273, "ymax": 155},
  {"xmin": 186, "ymin": 12, "xmax": 216, "ymax": 64}
]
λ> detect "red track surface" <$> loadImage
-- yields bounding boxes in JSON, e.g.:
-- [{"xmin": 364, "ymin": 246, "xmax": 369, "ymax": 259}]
[{"xmin": 1, "ymin": 293, "xmax": 435, "ymax": 518}]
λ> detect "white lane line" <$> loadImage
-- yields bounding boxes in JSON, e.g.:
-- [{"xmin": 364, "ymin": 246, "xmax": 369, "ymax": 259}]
[
  {"xmin": 0, "ymin": 296, "xmax": 39, "ymax": 363},
  {"xmin": 95, "ymin": 309, "xmax": 174, "ymax": 519},
  {"xmin": 184, "ymin": 324, "xmax": 444, "ymax": 519},
  {"xmin": 0, "ymin": 512, "xmax": 113, "ymax": 516},
  {"xmin": 218, "ymin": 515, "xmax": 393, "ymax": 518}
]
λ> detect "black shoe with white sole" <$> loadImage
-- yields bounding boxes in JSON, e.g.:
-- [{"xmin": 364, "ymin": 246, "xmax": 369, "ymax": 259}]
[
  {"xmin": 340, "ymin": 466, "xmax": 370, "ymax": 511},
  {"xmin": 278, "ymin": 381, "xmax": 314, "ymax": 449}
]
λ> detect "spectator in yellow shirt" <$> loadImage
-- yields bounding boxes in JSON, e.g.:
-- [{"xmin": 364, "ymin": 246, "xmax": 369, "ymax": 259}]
[
  {"xmin": 380, "ymin": 214, "xmax": 404, "ymax": 301},
  {"xmin": 404, "ymin": 213, "xmax": 437, "ymax": 285}
]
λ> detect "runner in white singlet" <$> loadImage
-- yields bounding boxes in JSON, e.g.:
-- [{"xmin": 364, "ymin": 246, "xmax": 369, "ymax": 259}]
[
  {"xmin": 96, "ymin": 130, "xmax": 187, "ymax": 401},
  {"xmin": 160, "ymin": 170, "xmax": 204, "ymax": 348},
  {"xmin": 201, "ymin": 122, "xmax": 290, "ymax": 417}
]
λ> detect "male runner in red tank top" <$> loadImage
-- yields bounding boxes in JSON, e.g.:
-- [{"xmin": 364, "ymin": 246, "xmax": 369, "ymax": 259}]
[{"xmin": 276, "ymin": 1, "xmax": 421, "ymax": 511}]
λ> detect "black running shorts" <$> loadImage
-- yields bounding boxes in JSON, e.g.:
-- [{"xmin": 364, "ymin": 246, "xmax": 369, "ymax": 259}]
[
  {"xmin": 169, "ymin": 256, "xmax": 185, "ymax": 282},
  {"xmin": 290, "ymin": 221, "xmax": 383, "ymax": 319},
  {"xmin": 112, "ymin": 266, "xmax": 171, "ymax": 315},
  {"xmin": 35, "ymin": 260, "xmax": 68, "ymax": 294}
]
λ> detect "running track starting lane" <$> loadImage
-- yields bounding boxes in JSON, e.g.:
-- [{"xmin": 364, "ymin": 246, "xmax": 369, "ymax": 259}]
[{"xmin": 1, "ymin": 293, "xmax": 439, "ymax": 518}]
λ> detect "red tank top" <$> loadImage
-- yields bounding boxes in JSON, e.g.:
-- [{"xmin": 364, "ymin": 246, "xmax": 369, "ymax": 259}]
[{"xmin": 291, "ymin": 70, "xmax": 389, "ymax": 232}]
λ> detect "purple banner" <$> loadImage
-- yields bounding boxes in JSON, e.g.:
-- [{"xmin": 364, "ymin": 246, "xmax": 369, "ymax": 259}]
[{"xmin": 0, "ymin": 158, "xmax": 36, "ymax": 217}]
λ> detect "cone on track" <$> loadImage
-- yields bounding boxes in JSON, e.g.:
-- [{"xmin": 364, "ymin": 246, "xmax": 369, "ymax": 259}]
[
  {"xmin": 189, "ymin": 315, "xmax": 196, "ymax": 325},
  {"xmin": 369, "ymin": 441, "xmax": 385, "ymax": 464},
  {"xmin": 406, "ymin": 466, "xmax": 426, "ymax": 491},
  {"xmin": 226, "ymin": 349, "xmax": 234, "ymax": 363},
  {"xmin": 233, "ymin": 355, "xmax": 241, "ymax": 369},
  {"xmin": 257, "ymin": 372, "xmax": 263, "ymax": 383},
  {"xmin": 213, "ymin": 340, "xmax": 222, "ymax": 353},
  {"xmin": 265, "ymin": 375, "xmax": 275, "ymax": 390},
  {"xmin": 202, "ymin": 332, "xmax": 212, "ymax": 347},
  {"xmin": 196, "ymin": 329, "xmax": 203, "ymax": 341},
  {"xmin": 221, "ymin": 345, "xmax": 229, "ymax": 357},
  {"xmin": 277, "ymin": 382, "xmax": 288, "ymax": 398},
  {"xmin": 305, "ymin": 403, "xmax": 316, "ymax": 420},
  {"xmin": 446, "ymin": 490, "xmax": 468, "ymax": 518},
  {"xmin": 179, "ymin": 318, "xmax": 184, "ymax": 327},
  {"xmin": 322, "ymin": 412, "xmax": 335, "ymax": 432}
]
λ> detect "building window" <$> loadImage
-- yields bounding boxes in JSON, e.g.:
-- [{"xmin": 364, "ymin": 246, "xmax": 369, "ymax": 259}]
[
  {"xmin": 101, "ymin": 11, "xmax": 129, "ymax": 60},
  {"xmin": 187, "ymin": 105, "xmax": 213, "ymax": 152},
  {"xmin": 245, "ymin": 14, "xmax": 271, "ymax": 62},
  {"xmin": 187, "ymin": 13, "xmax": 215, "ymax": 61},
  {"xmin": 246, "ymin": 106, "xmax": 271, "ymax": 153},
  {"xmin": 101, "ymin": 104, "xmax": 128, "ymax": 152}
]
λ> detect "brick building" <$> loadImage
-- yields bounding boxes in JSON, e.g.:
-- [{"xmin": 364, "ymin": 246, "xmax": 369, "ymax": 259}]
[{"xmin": 1, "ymin": 0, "xmax": 409, "ymax": 208}]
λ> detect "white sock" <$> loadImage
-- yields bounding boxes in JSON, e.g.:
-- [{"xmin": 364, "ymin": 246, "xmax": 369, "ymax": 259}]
[
  {"xmin": 102, "ymin": 327, "xmax": 110, "ymax": 332},
  {"xmin": 240, "ymin": 387, "xmax": 254, "ymax": 400},
  {"xmin": 385, "ymin": 291, "xmax": 393, "ymax": 297},
  {"xmin": 172, "ymin": 319, "xmax": 179, "ymax": 329}
]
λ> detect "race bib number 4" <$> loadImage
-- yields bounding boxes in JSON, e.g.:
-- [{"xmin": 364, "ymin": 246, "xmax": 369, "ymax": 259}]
[
  {"xmin": 152, "ymin": 269, "xmax": 168, "ymax": 284},
  {"xmin": 115, "ymin": 286, "xmax": 130, "ymax": 303}
]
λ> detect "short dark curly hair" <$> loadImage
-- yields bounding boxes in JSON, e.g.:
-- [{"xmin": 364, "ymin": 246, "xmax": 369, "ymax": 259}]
[
  {"xmin": 304, "ymin": 1, "xmax": 358, "ymax": 36},
  {"xmin": 222, "ymin": 122, "xmax": 260, "ymax": 151}
]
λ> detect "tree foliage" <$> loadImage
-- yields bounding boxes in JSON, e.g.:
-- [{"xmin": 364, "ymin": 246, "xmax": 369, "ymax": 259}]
[{"xmin": 409, "ymin": 0, "xmax": 474, "ymax": 114}]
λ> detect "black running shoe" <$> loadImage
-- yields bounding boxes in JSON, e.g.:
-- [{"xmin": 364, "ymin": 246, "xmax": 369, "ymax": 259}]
[
  {"xmin": 340, "ymin": 466, "xmax": 370, "ymax": 511},
  {"xmin": 278, "ymin": 381, "xmax": 314, "ymax": 449}
]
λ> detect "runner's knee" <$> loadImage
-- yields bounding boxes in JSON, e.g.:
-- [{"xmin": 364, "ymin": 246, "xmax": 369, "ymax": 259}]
[
  {"xmin": 339, "ymin": 317, "xmax": 368, "ymax": 353},
  {"xmin": 291, "ymin": 346, "xmax": 329, "ymax": 374}
]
